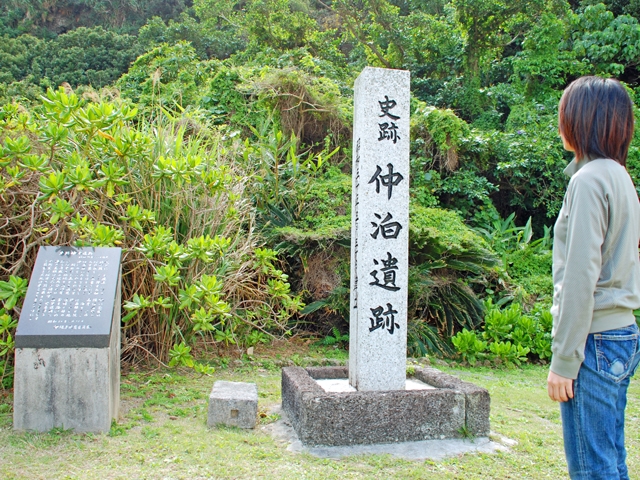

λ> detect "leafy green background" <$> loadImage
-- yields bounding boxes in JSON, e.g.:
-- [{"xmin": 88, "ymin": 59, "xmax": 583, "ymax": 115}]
[{"xmin": 2, "ymin": 0, "xmax": 640, "ymax": 380}]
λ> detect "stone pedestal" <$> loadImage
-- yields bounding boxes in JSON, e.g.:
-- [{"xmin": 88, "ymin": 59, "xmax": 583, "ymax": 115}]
[
  {"xmin": 13, "ymin": 335, "xmax": 120, "ymax": 432},
  {"xmin": 13, "ymin": 246, "xmax": 121, "ymax": 433},
  {"xmin": 282, "ymin": 367, "xmax": 490, "ymax": 446}
]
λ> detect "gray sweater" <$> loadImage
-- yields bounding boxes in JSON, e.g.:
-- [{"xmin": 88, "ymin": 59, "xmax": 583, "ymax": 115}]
[{"xmin": 551, "ymin": 158, "xmax": 640, "ymax": 379}]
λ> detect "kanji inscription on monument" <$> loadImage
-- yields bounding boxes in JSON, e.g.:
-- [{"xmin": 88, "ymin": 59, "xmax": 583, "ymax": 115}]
[
  {"xmin": 15, "ymin": 246, "xmax": 122, "ymax": 348},
  {"xmin": 349, "ymin": 67, "xmax": 410, "ymax": 391}
]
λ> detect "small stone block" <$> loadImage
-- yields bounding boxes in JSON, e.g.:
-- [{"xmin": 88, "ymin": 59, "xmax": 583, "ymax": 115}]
[{"xmin": 208, "ymin": 381, "xmax": 258, "ymax": 429}]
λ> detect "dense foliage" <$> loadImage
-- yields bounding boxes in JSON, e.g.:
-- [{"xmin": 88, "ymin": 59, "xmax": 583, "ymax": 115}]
[
  {"xmin": 0, "ymin": 90, "xmax": 302, "ymax": 385},
  {"xmin": 3, "ymin": 0, "xmax": 640, "ymax": 381}
]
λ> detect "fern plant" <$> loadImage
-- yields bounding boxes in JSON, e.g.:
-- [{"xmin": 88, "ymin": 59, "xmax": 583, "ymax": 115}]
[{"xmin": 318, "ymin": 326, "xmax": 349, "ymax": 347}]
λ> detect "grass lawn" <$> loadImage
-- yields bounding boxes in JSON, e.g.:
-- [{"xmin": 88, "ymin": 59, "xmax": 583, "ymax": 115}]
[{"xmin": 2, "ymin": 343, "xmax": 639, "ymax": 479}]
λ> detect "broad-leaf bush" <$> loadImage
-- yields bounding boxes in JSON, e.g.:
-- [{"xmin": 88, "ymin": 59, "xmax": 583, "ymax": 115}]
[
  {"xmin": 452, "ymin": 301, "xmax": 552, "ymax": 366},
  {"xmin": 0, "ymin": 89, "xmax": 303, "ymax": 382}
]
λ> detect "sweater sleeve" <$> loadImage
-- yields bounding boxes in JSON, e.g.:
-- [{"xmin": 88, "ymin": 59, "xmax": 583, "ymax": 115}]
[{"xmin": 550, "ymin": 173, "xmax": 607, "ymax": 379}]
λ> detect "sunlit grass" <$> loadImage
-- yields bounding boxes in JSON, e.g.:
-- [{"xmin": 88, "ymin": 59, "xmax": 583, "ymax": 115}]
[{"xmin": 2, "ymin": 350, "xmax": 638, "ymax": 479}]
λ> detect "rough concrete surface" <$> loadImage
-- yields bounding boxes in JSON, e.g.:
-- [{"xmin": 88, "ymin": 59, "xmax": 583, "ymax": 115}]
[
  {"xmin": 415, "ymin": 367, "xmax": 491, "ymax": 437},
  {"xmin": 208, "ymin": 381, "xmax": 258, "ymax": 429},
  {"xmin": 282, "ymin": 366, "xmax": 490, "ymax": 446},
  {"xmin": 13, "ymin": 345, "xmax": 118, "ymax": 432},
  {"xmin": 264, "ymin": 405, "xmax": 506, "ymax": 461}
]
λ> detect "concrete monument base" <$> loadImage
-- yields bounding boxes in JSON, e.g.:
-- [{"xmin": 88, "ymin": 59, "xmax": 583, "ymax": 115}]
[
  {"xmin": 281, "ymin": 366, "xmax": 489, "ymax": 447},
  {"xmin": 13, "ymin": 246, "xmax": 122, "ymax": 433},
  {"xmin": 13, "ymin": 344, "xmax": 120, "ymax": 433}
]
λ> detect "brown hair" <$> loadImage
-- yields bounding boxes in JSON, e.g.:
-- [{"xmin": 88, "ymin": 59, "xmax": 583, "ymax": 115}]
[{"xmin": 558, "ymin": 76, "xmax": 634, "ymax": 166}]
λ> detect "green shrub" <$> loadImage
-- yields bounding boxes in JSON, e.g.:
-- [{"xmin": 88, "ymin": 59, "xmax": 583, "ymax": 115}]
[
  {"xmin": 489, "ymin": 340, "xmax": 530, "ymax": 367},
  {"xmin": 117, "ymin": 42, "xmax": 206, "ymax": 113},
  {"xmin": 408, "ymin": 206, "xmax": 499, "ymax": 355},
  {"xmin": 475, "ymin": 212, "xmax": 553, "ymax": 299},
  {"xmin": 271, "ymin": 166, "xmax": 351, "ymax": 247},
  {"xmin": 41, "ymin": 27, "xmax": 143, "ymax": 88},
  {"xmin": 483, "ymin": 302, "xmax": 521, "ymax": 343},
  {"xmin": 451, "ymin": 328, "xmax": 487, "ymax": 364},
  {"xmin": 0, "ymin": 34, "xmax": 43, "ymax": 84},
  {"xmin": 0, "ymin": 89, "xmax": 304, "ymax": 384},
  {"xmin": 411, "ymin": 103, "xmax": 470, "ymax": 172},
  {"xmin": 139, "ymin": 14, "xmax": 246, "ymax": 60},
  {"xmin": 505, "ymin": 248, "xmax": 553, "ymax": 298},
  {"xmin": 409, "ymin": 205, "xmax": 498, "ymax": 274},
  {"xmin": 0, "ymin": 28, "xmax": 142, "ymax": 90},
  {"xmin": 242, "ymin": 66, "xmax": 351, "ymax": 147},
  {"xmin": 199, "ymin": 66, "xmax": 252, "ymax": 125},
  {"xmin": 452, "ymin": 300, "xmax": 552, "ymax": 366},
  {"xmin": 0, "ymin": 279, "xmax": 24, "ymax": 388}
]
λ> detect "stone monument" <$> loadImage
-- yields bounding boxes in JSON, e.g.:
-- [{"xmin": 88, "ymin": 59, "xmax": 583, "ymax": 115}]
[
  {"xmin": 281, "ymin": 67, "xmax": 490, "ymax": 447},
  {"xmin": 349, "ymin": 66, "xmax": 410, "ymax": 391},
  {"xmin": 13, "ymin": 246, "xmax": 122, "ymax": 433}
]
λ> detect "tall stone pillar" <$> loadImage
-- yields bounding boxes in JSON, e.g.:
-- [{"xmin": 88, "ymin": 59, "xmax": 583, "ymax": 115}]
[{"xmin": 349, "ymin": 67, "xmax": 410, "ymax": 391}]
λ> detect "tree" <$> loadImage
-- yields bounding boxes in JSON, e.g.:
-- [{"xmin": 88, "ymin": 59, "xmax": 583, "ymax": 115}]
[
  {"xmin": 41, "ymin": 26, "xmax": 142, "ymax": 88},
  {"xmin": 452, "ymin": 0, "xmax": 551, "ymax": 77},
  {"xmin": 331, "ymin": 0, "xmax": 402, "ymax": 68}
]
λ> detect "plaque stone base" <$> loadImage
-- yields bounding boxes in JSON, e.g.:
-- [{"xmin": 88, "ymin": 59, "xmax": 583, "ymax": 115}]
[
  {"xmin": 13, "ymin": 246, "xmax": 122, "ymax": 433},
  {"xmin": 281, "ymin": 366, "xmax": 489, "ymax": 447},
  {"xmin": 13, "ymin": 308, "xmax": 120, "ymax": 433}
]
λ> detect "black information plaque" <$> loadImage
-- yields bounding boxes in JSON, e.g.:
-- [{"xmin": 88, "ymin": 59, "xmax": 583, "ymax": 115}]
[{"xmin": 15, "ymin": 246, "xmax": 122, "ymax": 348}]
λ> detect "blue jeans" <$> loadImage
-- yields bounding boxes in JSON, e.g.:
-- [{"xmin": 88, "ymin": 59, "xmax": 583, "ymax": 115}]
[{"xmin": 560, "ymin": 324, "xmax": 640, "ymax": 480}]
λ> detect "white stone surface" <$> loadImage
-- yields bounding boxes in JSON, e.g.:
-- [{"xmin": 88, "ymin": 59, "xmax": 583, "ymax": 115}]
[
  {"xmin": 349, "ymin": 67, "xmax": 410, "ymax": 391},
  {"xmin": 316, "ymin": 379, "xmax": 357, "ymax": 392},
  {"xmin": 405, "ymin": 378, "xmax": 435, "ymax": 390},
  {"xmin": 316, "ymin": 378, "xmax": 434, "ymax": 392}
]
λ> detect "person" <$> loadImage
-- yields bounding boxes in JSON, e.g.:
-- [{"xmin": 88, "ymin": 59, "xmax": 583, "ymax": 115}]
[{"xmin": 548, "ymin": 75, "xmax": 640, "ymax": 479}]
